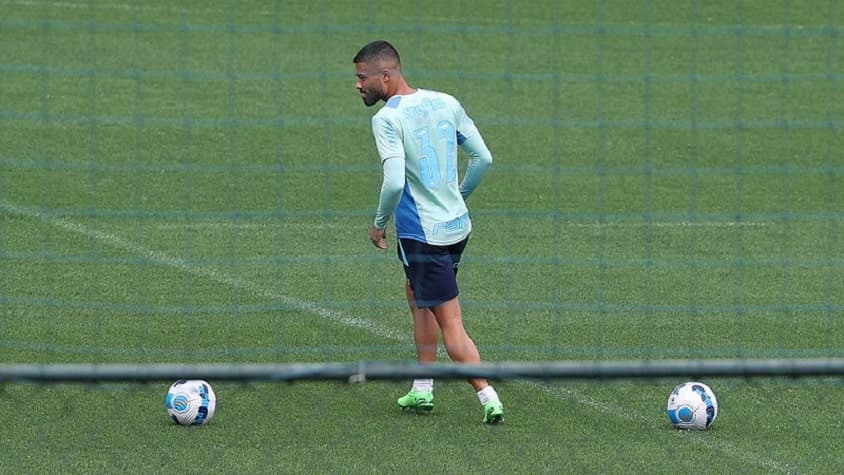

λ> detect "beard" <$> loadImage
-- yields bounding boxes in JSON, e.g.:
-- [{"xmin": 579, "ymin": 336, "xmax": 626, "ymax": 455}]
[{"xmin": 360, "ymin": 88, "xmax": 383, "ymax": 107}]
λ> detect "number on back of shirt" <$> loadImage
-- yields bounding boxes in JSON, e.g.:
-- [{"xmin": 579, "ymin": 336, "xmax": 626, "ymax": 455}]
[{"xmin": 415, "ymin": 120, "xmax": 457, "ymax": 188}]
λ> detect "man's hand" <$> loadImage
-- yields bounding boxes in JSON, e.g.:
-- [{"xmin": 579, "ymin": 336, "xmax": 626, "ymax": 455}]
[{"xmin": 369, "ymin": 226, "xmax": 387, "ymax": 249}]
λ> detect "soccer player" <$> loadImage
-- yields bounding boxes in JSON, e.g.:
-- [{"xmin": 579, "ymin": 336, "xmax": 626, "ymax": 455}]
[{"xmin": 353, "ymin": 40, "xmax": 503, "ymax": 424}]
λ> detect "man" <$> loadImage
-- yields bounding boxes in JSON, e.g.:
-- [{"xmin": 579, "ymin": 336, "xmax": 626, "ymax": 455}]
[{"xmin": 353, "ymin": 40, "xmax": 503, "ymax": 424}]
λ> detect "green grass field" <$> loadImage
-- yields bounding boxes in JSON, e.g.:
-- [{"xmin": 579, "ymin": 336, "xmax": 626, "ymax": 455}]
[{"xmin": 1, "ymin": 0, "xmax": 843, "ymax": 473}]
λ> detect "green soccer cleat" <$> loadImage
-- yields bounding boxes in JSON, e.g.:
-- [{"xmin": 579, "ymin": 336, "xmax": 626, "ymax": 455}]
[
  {"xmin": 482, "ymin": 400, "xmax": 504, "ymax": 424},
  {"xmin": 397, "ymin": 390, "xmax": 434, "ymax": 414}
]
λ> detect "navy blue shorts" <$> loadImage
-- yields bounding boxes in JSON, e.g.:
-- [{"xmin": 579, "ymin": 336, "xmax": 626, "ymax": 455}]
[{"xmin": 397, "ymin": 237, "xmax": 468, "ymax": 309}]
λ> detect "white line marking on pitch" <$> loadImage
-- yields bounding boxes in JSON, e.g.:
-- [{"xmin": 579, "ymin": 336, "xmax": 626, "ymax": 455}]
[
  {"xmin": 0, "ymin": 201, "xmax": 402, "ymax": 342},
  {"xmin": 0, "ymin": 200, "xmax": 795, "ymax": 473}
]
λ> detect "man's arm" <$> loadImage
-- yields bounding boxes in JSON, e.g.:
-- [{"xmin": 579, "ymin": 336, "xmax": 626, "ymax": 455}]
[
  {"xmin": 458, "ymin": 133, "xmax": 493, "ymax": 200},
  {"xmin": 369, "ymin": 114, "xmax": 405, "ymax": 249},
  {"xmin": 373, "ymin": 156, "xmax": 405, "ymax": 229},
  {"xmin": 369, "ymin": 157, "xmax": 404, "ymax": 249}
]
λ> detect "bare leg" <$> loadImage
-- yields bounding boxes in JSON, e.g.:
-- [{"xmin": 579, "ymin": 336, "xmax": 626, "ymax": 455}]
[
  {"xmin": 430, "ymin": 296, "xmax": 489, "ymax": 392},
  {"xmin": 406, "ymin": 281, "xmax": 439, "ymax": 363}
]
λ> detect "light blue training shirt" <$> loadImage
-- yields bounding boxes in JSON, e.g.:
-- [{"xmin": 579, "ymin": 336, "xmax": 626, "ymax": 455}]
[{"xmin": 370, "ymin": 89, "xmax": 493, "ymax": 246}]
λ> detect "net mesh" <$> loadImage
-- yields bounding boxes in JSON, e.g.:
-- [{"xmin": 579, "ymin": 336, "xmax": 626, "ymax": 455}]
[{"xmin": 0, "ymin": 1, "xmax": 842, "ymax": 472}]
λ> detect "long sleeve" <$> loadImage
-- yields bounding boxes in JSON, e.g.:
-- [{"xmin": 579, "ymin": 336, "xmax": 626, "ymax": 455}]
[
  {"xmin": 458, "ymin": 133, "xmax": 493, "ymax": 200},
  {"xmin": 373, "ymin": 156, "xmax": 405, "ymax": 229}
]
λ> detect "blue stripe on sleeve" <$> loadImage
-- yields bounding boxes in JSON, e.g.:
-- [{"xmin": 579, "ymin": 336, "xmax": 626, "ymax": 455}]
[
  {"xmin": 386, "ymin": 96, "xmax": 402, "ymax": 108},
  {"xmin": 456, "ymin": 130, "xmax": 467, "ymax": 145}
]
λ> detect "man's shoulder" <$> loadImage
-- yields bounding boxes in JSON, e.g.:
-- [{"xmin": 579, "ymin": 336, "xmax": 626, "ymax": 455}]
[
  {"xmin": 372, "ymin": 105, "xmax": 397, "ymax": 124},
  {"xmin": 373, "ymin": 90, "xmax": 463, "ymax": 127},
  {"xmin": 418, "ymin": 88, "xmax": 460, "ymax": 105},
  {"xmin": 382, "ymin": 89, "xmax": 461, "ymax": 109}
]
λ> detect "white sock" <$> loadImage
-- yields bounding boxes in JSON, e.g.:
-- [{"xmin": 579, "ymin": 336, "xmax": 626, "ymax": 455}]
[
  {"xmin": 412, "ymin": 379, "xmax": 433, "ymax": 392},
  {"xmin": 477, "ymin": 385, "xmax": 499, "ymax": 405}
]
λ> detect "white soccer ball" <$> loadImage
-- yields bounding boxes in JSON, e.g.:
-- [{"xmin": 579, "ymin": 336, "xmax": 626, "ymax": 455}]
[
  {"xmin": 165, "ymin": 379, "xmax": 216, "ymax": 425},
  {"xmin": 666, "ymin": 381, "xmax": 718, "ymax": 430}
]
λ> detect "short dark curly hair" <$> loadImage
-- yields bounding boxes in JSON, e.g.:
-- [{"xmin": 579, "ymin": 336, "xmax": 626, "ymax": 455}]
[{"xmin": 353, "ymin": 40, "xmax": 401, "ymax": 67}]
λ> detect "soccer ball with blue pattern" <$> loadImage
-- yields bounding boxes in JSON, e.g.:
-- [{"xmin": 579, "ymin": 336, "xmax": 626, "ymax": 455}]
[
  {"xmin": 666, "ymin": 381, "xmax": 718, "ymax": 430},
  {"xmin": 165, "ymin": 379, "xmax": 216, "ymax": 425}
]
